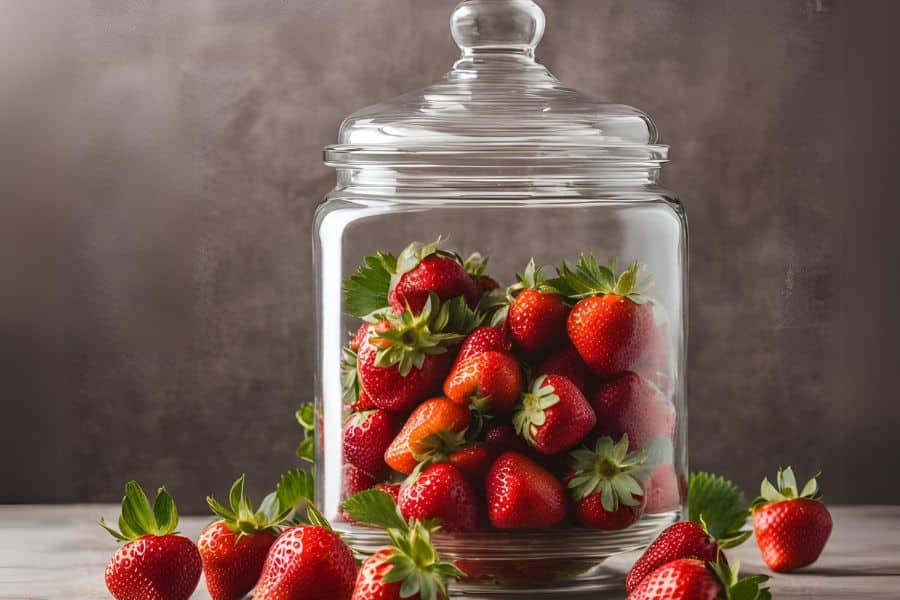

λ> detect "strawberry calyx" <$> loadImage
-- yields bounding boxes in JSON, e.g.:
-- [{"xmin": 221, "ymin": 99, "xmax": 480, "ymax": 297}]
[
  {"xmin": 206, "ymin": 470, "xmax": 314, "ymax": 539},
  {"xmin": 342, "ymin": 489, "xmax": 464, "ymax": 600},
  {"xmin": 410, "ymin": 429, "xmax": 470, "ymax": 474},
  {"xmin": 368, "ymin": 293, "xmax": 479, "ymax": 376},
  {"xmin": 99, "ymin": 480, "xmax": 180, "ymax": 542},
  {"xmin": 511, "ymin": 375, "xmax": 560, "ymax": 446},
  {"xmin": 567, "ymin": 435, "xmax": 646, "ymax": 511},
  {"xmin": 295, "ymin": 404, "xmax": 315, "ymax": 463},
  {"xmin": 341, "ymin": 344, "xmax": 361, "ymax": 405},
  {"xmin": 550, "ymin": 254, "xmax": 652, "ymax": 304},
  {"xmin": 463, "ymin": 252, "xmax": 490, "ymax": 278},
  {"xmin": 688, "ymin": 471, "xmax": 753, "ymax": 548},
  {"xmin": 752, "ymin": 466, "xmax": 823, "ymax": 510},
  {"xmin": 708, "ymin": 559, "xmax": 771, "ymax": 600}
]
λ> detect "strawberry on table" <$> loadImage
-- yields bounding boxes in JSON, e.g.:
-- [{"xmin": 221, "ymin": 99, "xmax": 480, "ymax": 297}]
[
  {"xmin": 752, "ymin": 467, "xmax": 832, "ymax": 572},
  {"xmin": 200, "ymin": 471, "xmax": 312, "ymax": 600},
  {"xmin": 343, "ymin": 409, "xmax": 401, "ymax": 480},
  {"xmin": 503, "ymin": 259, "xmax": 569, "ymax": 355},
  {"xmin": 591, "ymin": 370, "xmax": 675, "ymax": 452},
  {"xmin": 254, "ymin": 504, "xmax": 357, "ymax": 600},
  {"xmin": 626, "ymin": 471, "xmax": 752, "ymax": 592},
  {"xmin": 343, "ymin": 489, "xmax": 464, "ymax": 600},
  {"xmin": 552, "ymin": 255, "xmax": 654, "ymax": 377},
  {"xmin": 99, "ymin": 481, "xmax": 202, "ymax": 600},
  {"xmin": 398, "ymin": 463, "xmax": 481, "ymax": 532},
  {"xmin": 443, "ymin": 350, "xmax": 524, "ymax": 416},
  {"xmin": 512, "ymin": 374, "xmax": 596, "ymax": 455},
  {"xmin": 627, "ymin": 558, "xmax": 770, "ymax": 600},
  {"xmin": 485, "ymin": 451, "xmax": 567, "ymax": 529},
  {"xmin": 566, "ymin": 435, "xmax": 647, "ymax": 530},
  {"xmin": 534, "ymin": 344, "xmax": 591, "ymax": 394},
  {"xmin": 384, "ymin": 396, "xmax": 471, "ymax": 475},
  {"xmin": 356, "ymin": 294, "xmax": 477, "ymax": 413}
]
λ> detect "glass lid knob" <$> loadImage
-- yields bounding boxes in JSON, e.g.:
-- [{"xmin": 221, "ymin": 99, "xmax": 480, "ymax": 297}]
[{"xmin": 451, "ymin": 0, "xmax": 546, "ymax": 57}]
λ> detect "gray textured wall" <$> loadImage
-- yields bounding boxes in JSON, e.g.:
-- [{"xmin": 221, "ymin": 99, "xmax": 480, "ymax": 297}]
[{"xmin": 1, "ymin": 0, "xmax": 896, "ymax": 512}]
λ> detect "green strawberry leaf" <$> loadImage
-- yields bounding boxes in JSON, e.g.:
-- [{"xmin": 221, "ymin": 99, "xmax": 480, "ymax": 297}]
[
  {"xmin": 276, "ymin": 468, "xmax": 314, "ymax": 514},
  {"xmin": 342, "ymin": 489, "xmax": 409, "ymax": 532},
  {"xmin": 688, "ymin": 472, "xmax": 749, "ymax": 544},
  {"xmin": 343, "ymin": 251, "xmax": 396, "ymax": 317},
  {"xmin": 152, "ymin": 487, "xmax": 178, "ymax": 534},
  {"xmin": 295, "ymin": 404, "xmax": 315, "ymax": 463},
  {"xmin": 550, "ymin": 254, "xmax": 652, "ymax": 302},
  {"xmin": 100, "ymin": 481, "xmax": 181, "ymax": 542},
  {"xmin": 753, "ymin": 466, "xmax": 824, "ymax": 508},
  {"xmin": 710, "ymin": 559, "xmax": 771, "ymax": 600}
]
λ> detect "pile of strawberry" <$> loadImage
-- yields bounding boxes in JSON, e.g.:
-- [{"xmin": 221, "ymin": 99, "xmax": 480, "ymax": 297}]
[{"xmin": 341, "ymin": 238, "xmax": 678, "ymax": 532}]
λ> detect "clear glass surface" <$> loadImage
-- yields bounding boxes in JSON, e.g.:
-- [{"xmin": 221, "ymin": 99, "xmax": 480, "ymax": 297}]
[{"xmin": 314, "ymin": 0, "xmax": 688, "ymax": 594}]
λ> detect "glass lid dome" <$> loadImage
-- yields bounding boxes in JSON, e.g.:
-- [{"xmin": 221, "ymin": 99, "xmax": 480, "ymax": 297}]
[{"xmin": 324, "ymin": 0, "xmax": 667, "ymax": 168}]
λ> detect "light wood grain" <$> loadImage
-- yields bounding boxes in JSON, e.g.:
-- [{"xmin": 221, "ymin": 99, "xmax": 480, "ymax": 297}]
[{"xmin": 1, "ymin": 506, "xmax": 897, "ymax": 599}]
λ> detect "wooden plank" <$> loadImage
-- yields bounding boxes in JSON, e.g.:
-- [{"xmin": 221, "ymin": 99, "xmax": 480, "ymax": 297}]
[{"xmin": 1, "ymin": 505, "xmax": 897, "ymax": 599}]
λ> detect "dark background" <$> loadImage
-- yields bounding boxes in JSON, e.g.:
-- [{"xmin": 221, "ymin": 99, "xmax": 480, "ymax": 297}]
[{"xmin": 2, "ymin": 0, "xmax": 898, "ymax": 512}]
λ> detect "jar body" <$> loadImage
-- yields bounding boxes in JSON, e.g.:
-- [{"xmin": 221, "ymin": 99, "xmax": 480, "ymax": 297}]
[{"xmin": 313, "ymin": 180, "xmax": 687, "ymax": 594}]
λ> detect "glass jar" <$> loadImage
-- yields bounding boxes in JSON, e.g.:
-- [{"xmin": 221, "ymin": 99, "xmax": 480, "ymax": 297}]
[{"xmin": 314, "ymin": 0, "xmax": 686, "ymax": 594}]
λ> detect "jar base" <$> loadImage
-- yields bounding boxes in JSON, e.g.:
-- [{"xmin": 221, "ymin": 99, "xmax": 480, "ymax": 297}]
[{"xmin": 339, "ymin": 509, "xmax": 679, "ymax": 596}]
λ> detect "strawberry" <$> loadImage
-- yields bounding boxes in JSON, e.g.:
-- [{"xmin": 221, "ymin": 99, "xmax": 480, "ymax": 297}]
[
  {"xmin": 377, "ymin": 483, "xmax": 401, "ymax": 504},
  {"xmin": 485, "ymin": 451, "xmax": 567, "ymax": 529},
  {"xmin": 627, "ymin": 472, "xmax": 752, "ymax": 592},
  {"xmin": 343, "ymin": 489, "xmax": 464, "ymax": 600},
  {"xmin": 344, "ymin": 464, "xmax": 379, "ymax": 497},
  {"xmin": 590, "ymin": 371, "xmax": 675, "ymax": 452},
  {"xmin": 357, "ymin": 294, "xmax": 477, "ymax": 413},
  {"xmin": 448, "ymin": 445, "xmax": 497, "ymax": 482},
  {"xmin": 504, "ymin": 259, "xmax": 569, "ymax": 354},
  {"xmin": 454, "ymin": 326, "xmax": 512, "ymax": 364},
  {"xmin": 483, "ymin": 422, "xmax": 530, "ymax": 453},
  {"xmin": 464, "ymin": 251, "xmax": 501, "ymax": 297},
  {"xmin": 254, "ymin": 523, "xmax": 357, "ymax": 600},
  {"xmin": 350, "ymin": 390, "xmax": 378, "ymax": 412},
  {"xmin": 512, "ymin": 374, "xmax": 596, "ymax": 455},
  {"xmin": 384, "ymin": 397, "xmax": 471, "ymax": 475},
  {"xmin": 752, "ymin": 467, "xmax": 832, "ymax": 572},
  {"xmin": 633, "ymin": 301, "xmax": 672, "ymax": 394},
  {"xmin": 398, "ymin": 463, "xmax": 480, "ymax": 532},
  {"xmin": 344, "ymin": 409, "xmax": 401, "ymax": 480},
  {"xmin": 644, "ymin": 463, "xmax": 682, "ymax": 514},
  {"xmin": 627, "ymin": 559, "xmax": 770, "ymax": 600},
  {"xmin": 443, "ymin": 350, "xmax": 524, "ymax": 416},
  {"xmin": 200, "ymin": 473, "xmax": 310, "ymax": 600},
  {"xmin": 552, "ymin": 256, "xmax": 654, "ymax": 377},
  {"xmin": 534, "ymin": 344, "xmax": 591, "ymax": 394},
  {"xmin": 387, "ymin": 239, "xmax": 480, "ymax": 314},
  {"xmin": 625, "ymin": 522, "xmax": 719, "ymax": 593},
  {"xmin": 566, "ymin": 435, "xmax": 646, "ymax": 530},
  {"xmin": 99, "ymin": 481, "xmax": 202, "ymax": 600}
]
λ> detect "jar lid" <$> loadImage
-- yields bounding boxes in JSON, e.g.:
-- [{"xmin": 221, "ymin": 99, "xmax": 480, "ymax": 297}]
[{"xmin": 324, "ymin": 0, "xmax": 667, "ymax": 169}]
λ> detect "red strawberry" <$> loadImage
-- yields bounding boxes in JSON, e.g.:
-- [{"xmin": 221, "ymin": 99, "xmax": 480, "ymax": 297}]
[
  {"xmin": 554, "ymin": 257, "xmax": 654, "ymax": 377},
  {"xmin": 505, "ymin": 260, "xmax": 569, "ymax": 354},
  {"xmin": 486, "ymin": 451, "xmax": 567, "ymax": 529},
  {"xmin": 200, "ymin": 474, "xmax": 305, "ymax": 600},
  {"xmin": 443, "ymin": 350, "xmax": 523, "ymax": 416},
  {"xmin": 591, "ymin": 371, "xmax": 675, "ymax": 452},
  {"xmin": 377, "ymin": 483, "xmax": 401, "ymax": 504},
  {"xmin": 357, "ymin": 294, "xmax": 474, "ymax": 413},
  {"xmin": 384, "ymin": 397, "xmax": 471, "ymax": 475},
  {"xmin": 344, "ymin": 464, "xmax": 379, "ymax": 497},
  {"xmin": 350, "ymin": 390, "xmax": 378, "ymax": 412},
  {"xmin": 625, "ymin": 522, "xmax": 719, "ymax": 592},
  {"xmin": 448, "ymin": 445, "xmax": 497, "ymax": 482},
  {"xmin": 100, "ymin": 482, "xmax": 201, "ymax": 600},
  {"xmin": 566, "ymin": 435, "xmax": 646, "ymax": 530},
  {"xmin": 399, "ymin": 463, "xmax": 480, "ymax": 532},
  {"xmin": 512, "ymin": 374, "xmax": 596, "ymax": 455},
  {"xmin": 534, "ymin": 345, "xmax": 591, "ymax": 394},
  {"xmin": 484, "ymin": 422, "xmax": 530, "ymax": 453},
  {"xmin": 644, "ymin": 463, "xmax": 682, "ymax": 514},
  {"xmin": 627, "ymin": 559, "xmax": 770, "ymax": 600},
  {"xmin": 454, "ymin": 326, "xmax": 512, "ymax": 364},
  {"xmin": 343, "ymin": 489, "xmax": 464, "ymax": 600},
  {"xmin": 633, "ymin": 301, "xmax": 672, "ymax": 394},
  {"xmin": 627, "ymin": 472, "xmax": 753, "ymax": 591},
  {"xmin": 752, "ymin": 468, "xmax": 832, "ymax": 572},
  {"xmin": 344, "ymin": 409, "xmax": 401, "ymax": 479},
  {"xmin": 254, "ymin": 521, "xmax": 357, "ymax": 600},
  {"xmin": 388, "ymin": 239, "xmax": 480, "ymax": 314}
]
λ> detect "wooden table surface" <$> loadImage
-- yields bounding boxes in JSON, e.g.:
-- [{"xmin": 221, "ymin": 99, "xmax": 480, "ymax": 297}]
[{"xmin": 1, "ymin": 505, "xmax": 898, "ymax": 599}]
